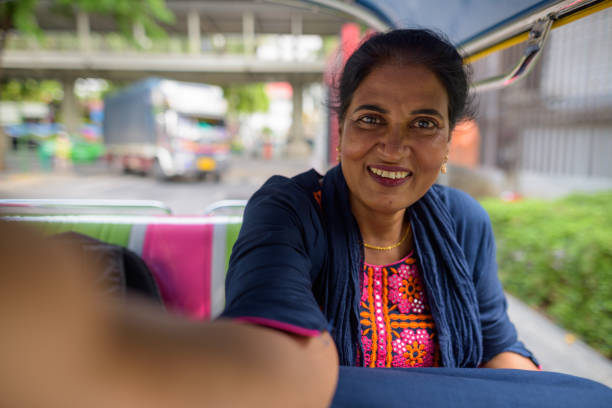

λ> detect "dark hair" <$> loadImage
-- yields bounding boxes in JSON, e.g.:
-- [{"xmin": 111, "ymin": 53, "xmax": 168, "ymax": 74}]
[{"xmin": 334, "ymin": 29, "xmax": 474, "ymax": 130}]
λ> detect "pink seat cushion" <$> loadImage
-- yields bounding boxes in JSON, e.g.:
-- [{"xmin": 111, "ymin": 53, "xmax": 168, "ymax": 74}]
[{"xmin": 141, "ymin": 223, "xmax": 213, "ymax": 319}]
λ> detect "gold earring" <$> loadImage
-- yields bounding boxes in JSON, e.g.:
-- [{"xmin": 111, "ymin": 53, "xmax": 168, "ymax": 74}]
[
  {"xmin": 336, "ymin": 146, "xmax": 341, "ymax": 163},
  {"xmin": 441, "ymin": 156, "xmax": 448, "ymax": 174}
]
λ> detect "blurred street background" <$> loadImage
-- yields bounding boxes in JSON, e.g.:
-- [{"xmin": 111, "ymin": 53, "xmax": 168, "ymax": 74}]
[{"xmin": 1, "ymin": 0, "xmax": 610, "ymax": 386}]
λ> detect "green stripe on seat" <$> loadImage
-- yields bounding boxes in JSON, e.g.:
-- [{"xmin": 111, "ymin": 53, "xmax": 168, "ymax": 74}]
[
  {"xmin": 224, "ymin": 222, "xmax": 242, "ymax": 271},
  {"xmin": 33, "ymin": 222, "xmax": 132, "ymax": 247}
]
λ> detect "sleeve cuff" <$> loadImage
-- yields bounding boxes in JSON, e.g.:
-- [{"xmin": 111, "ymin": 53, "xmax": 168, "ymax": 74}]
[{"xmin": 233, "ymin": 316, "xmax": 323, "ymax": 337}]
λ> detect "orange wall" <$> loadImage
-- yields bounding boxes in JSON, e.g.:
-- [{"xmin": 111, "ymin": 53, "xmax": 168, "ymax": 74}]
[{"xmin": 449, "ymin": 120, "xmax": 480, "ymax": 168}]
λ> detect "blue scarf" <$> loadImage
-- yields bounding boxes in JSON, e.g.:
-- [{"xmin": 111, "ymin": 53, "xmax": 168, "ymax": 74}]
[{"xmin": 320, "ymin": 165, "xmax": 482, "ymax": 367}]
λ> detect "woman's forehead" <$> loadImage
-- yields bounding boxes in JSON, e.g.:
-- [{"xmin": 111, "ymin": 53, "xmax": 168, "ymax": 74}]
[{"xmin": 349, "ymin": 63, "xmax": 449, "ymax": 114}]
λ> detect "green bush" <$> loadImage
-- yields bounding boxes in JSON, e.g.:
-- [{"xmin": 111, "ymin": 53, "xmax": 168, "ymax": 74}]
[{"xmin": 481, "ymin": 191, "xmax": 612, "ymax": 359}]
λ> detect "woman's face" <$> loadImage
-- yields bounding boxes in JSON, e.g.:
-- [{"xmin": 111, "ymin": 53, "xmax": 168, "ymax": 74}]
[{"xmin": 339, "ymin": 62, "xmax": 451, "ymax": 216}]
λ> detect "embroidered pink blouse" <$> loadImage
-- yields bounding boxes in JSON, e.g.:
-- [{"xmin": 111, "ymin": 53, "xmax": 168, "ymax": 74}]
[{"xmin": 359, "ymin": 252, "xmax": 441, "ymax": 368}]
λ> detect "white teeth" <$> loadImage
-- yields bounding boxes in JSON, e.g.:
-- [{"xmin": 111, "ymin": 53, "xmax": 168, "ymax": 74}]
[{"xmin": 369, "ymin": 167, "xmax": 409, "ymax": 179}]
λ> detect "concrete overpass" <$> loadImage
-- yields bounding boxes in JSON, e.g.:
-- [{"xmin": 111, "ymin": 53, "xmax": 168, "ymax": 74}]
[
  {"xmin": 1, "ymin": 51, "xmax": 327, "ymax": 84},
  {"xmin": 1, "ymin": 0, "xmax": 388, "ymax": 157},
  {"xmin": 1, "ymin": 0, "xmax": 388, "ymax": 84}
]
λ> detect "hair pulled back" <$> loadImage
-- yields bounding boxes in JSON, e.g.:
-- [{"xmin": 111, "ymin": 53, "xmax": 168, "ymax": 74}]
[{"xmin": 335, "ymin": 29, "xmax": 473, "ymax": 130}]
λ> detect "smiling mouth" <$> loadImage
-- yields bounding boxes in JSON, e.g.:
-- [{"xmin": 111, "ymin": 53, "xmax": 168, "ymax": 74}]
[{"xmin": 368, "ymin": 166, "xmax": 412, "ymax": 180}]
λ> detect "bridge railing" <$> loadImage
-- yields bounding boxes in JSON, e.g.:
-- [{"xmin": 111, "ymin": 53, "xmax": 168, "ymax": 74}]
[{"xmin": 6, "ymin": 32, "xmax": 336, "ymax": 62}]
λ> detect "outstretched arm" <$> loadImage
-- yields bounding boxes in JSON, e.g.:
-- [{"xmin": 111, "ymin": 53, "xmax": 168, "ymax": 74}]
[{"xmin": 0, "ymin": 222, "xmax": 338, "ymax": 408}]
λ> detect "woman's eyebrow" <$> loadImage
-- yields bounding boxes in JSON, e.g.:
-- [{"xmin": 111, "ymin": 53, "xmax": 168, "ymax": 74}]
[
  {"xmin": 353, "ymin": 104, "xmax": 388, "ymax": 114},
  {"xmin": 411, "ymin": 108, "xmax": 444, "ymax": 119},
  {"xmin": 353, "ymin": 105, "xmax": 444, "ymax": 120}
]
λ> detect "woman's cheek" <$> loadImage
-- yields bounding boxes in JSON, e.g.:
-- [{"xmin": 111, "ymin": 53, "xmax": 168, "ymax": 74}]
[
  {"xmin": 426, "ymin": 133, "xmax": 450, "ymax": 162},
  {"xmin": 341, "ymin": 134, "xmax": 371, "ymax": 160}
]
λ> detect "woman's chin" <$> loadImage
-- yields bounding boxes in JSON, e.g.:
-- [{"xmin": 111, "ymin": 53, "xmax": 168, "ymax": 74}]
[{"xmin": 364, "ymin": 200, "xmax": 411, "ymax": 216}]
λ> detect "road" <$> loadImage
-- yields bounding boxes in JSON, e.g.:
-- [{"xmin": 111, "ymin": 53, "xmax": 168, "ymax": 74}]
[
  {"xmin": 1, "ymin": 151, "xmax": 611, "ymax": 387},
  {"xmin": 0, "ymin": 153, "xmax": 314, "ymax": 214}
]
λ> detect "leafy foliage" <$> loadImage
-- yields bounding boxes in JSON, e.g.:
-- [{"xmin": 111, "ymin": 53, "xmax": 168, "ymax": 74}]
[
  {"xmin": 223, "ymin": 83, "xmax": 270, "ymax": 115},
  {"xmin": 481, "ymin": 192, "xmax": 612, "ymax": 358},
  {"xmin": 0, "ymin": 0, "xmax": 41, "ymax": 35},
  {"xmin": 0, "ymin": 79, "xmax": 63, "ymax": 102},
  {"xmin": 1, "ymin": 0, "xmax": 173, "ymax": 40}
]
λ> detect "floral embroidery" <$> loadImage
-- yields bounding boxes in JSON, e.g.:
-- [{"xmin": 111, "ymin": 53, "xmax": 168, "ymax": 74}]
[
  {"xmin": 402, "ymin": 275, "xmax": 421, "ymax": 302},
  {"xmin": 405, "ymin": 341, "xmax": 427, "ymax": 366},
  {"xmin": 388, "ymin": 262, "xmax": 428, "ymax": 314},
  {"xmin": 359, "ymin": 253, "xmax": 440, "ymax": 368}
]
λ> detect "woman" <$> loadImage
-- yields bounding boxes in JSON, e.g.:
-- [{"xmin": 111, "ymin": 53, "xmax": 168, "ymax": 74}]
[{"xmin": 221, "ymin": 29, "xmax": 538, "ymax": 370}]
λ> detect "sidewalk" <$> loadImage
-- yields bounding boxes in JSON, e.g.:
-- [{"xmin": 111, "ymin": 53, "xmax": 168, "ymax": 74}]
[{"xmin": 506, "ymin": 293, "xmax": 612, "ymax": 387}]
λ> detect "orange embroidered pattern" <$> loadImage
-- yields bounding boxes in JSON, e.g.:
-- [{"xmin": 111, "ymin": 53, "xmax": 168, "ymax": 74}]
[
  {"xmin": 312, "ymin": 191, "xmax": 322, "ymax": 207},
  {"xmin": 359, "ymin": 252, "xmax": 440, "ymax": 368}
]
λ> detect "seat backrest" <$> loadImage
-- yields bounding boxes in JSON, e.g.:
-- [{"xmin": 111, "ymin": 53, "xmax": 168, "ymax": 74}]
[{"xmin": 3, "ymin": 214, "xmax": 242, "ymax": 320}]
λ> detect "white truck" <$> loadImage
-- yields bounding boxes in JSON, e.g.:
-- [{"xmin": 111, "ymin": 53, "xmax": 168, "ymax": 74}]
[{"xmin": 103, "ymin": 78, "xmax": 230, "ymax": 180}]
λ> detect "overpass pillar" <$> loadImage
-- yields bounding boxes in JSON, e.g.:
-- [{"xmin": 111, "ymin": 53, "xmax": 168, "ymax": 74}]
[
  {"xmin": 0, "ymin": 128, "xmax": 6, "ymax": 170},
  {"xmin": 188, "ymin": 10, "xmax": 201, "ymax": 54},
  {"xmin": 291, "ymin": 14, "xmax": 303, "ymax": 59},
  {"xmin": 59, "ymin": 79, "xmax": 81, "ymax": 136},
  {"xmin": 242, "ymin": 12, "xmax": 255, "ymax": 55},
  {"xmin": 287, "ymin": 80, "xmax": 309, "ymax": 158},
  {"xmin": 76, "ymin": 11, "xmax": 91, "ymax": 52}
]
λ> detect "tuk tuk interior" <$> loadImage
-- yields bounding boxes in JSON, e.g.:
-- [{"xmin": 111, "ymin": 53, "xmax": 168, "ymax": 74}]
[{"xmin": 2, "ymin": 0, "xmax": 611, "ymax": 406}]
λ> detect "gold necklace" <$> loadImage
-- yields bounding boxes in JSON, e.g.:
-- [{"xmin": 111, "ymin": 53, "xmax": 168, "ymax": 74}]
[{"xmin": 363, "ymin": 224, "xmax": 412, "ymax": 251}]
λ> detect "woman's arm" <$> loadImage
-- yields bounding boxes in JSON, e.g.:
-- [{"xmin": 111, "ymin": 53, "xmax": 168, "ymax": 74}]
[
  {"xmin": 441, "ymin": 188, "xmax": 539, "ymax": 369},
  {"xmin": 106, "ymin": 305, "xmax": 338, "ymax": 408},
  {"xmin": 482, "ymin": 352, "xmax": 538, "ymax": 370},
  {"xmin": 0, "ymin": 222, "xmax": 338, "ymax": 408}
]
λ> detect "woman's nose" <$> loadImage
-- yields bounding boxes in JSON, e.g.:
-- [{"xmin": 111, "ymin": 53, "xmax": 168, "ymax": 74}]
[{"xmin": 378, "ymin": 126, "xmax": 408, "ymax": 159}]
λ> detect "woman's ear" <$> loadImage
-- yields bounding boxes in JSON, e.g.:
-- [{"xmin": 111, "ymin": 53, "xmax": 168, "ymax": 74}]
[{"xmin": 336, "ymin": 124, "xmax": 343, "ymax": 163}]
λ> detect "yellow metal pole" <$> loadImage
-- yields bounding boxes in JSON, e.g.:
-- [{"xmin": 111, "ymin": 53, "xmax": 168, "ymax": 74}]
[{"xmin": 464, "ymin": 0, "xmax": 612, "ymax": 64}]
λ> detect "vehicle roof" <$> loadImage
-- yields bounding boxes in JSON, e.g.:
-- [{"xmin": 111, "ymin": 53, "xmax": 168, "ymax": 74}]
[
  {"xmin": 354, "ymin": 0, "xmax": 553, "ymax": 46},
  {"xmin": 322, "ymin": 0, "xmax": 609, "ymax": 60}
]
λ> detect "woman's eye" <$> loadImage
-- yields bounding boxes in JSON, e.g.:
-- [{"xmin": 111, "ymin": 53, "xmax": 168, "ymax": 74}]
[
  {"xmin": 358, "ymin": 115, "xmax": 383, "ymax": 125},
  {"xmin": 413, "ymin": 119, "xmax": 438, "ymax": 129}
]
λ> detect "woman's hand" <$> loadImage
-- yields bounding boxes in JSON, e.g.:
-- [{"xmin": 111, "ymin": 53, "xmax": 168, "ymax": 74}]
[
  {"xmin": 0, "ymin": 222, "xmax": 113, "ymax": 407},
  {"xmin": 0, "ymin": 222, "xmax": 339, "ymax": 407}
]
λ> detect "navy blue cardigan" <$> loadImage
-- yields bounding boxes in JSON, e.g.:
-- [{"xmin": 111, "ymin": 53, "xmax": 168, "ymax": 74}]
[
  {"xmin": 221, "ymin": 169, "xmax": 612, "ymax": 406},
  {"xmin": 222, "ymin": 168, "xmax": 535, "ymax": 366}
]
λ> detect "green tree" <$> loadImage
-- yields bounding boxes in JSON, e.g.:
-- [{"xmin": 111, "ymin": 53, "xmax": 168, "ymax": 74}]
[
  {"xmin": 223, "ymin": 83, "xmax": 270, "ymax": 115},
  {"xmin": 53, "ymin": 0, "xmax": 174, "ymax": 40},
  {"xmin": 0, "ymin": 0, "xmax": 174, "ymax": 76},
  {"xmin": 0, "ymin": 79, "xmax": 63, "ymax": 103},
  {"xmin": 0, "ymin": 0, "xmax": 173, "ymax": 44}
]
